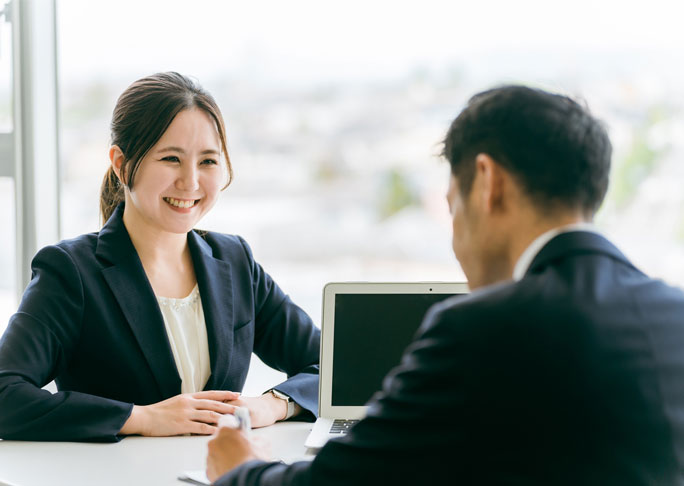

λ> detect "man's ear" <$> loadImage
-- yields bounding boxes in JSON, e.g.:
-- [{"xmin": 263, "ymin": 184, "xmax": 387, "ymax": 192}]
[
  {"xmin": 474, "ymin": 153, "xmax": 506, "ymax": 214},
  {"xmin": 108, "ymin": 145, "xmax": 126, "ymax": 185}
]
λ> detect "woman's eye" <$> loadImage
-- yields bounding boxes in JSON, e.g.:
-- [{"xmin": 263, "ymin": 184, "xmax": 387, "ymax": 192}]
[
  {"xmin": 161, "ymin": 155, "xmax": 180, "ymax": 162},
  {"xmin": 201, "ymin": 158, "xmax": 218, "ymax": 165}
]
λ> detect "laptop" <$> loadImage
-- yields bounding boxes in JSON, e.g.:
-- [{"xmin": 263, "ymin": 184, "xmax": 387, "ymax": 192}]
[{"xmin": 305, "ymin": 281, "xmax": 469, "ymax": 449}]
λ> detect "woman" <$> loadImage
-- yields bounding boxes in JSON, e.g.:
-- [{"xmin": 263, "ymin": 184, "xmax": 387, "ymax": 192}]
[{"xmin": 0, "ymin": 72, "xmax": 320, "ymax": 441}]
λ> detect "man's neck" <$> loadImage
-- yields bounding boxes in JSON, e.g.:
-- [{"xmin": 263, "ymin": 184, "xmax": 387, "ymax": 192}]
[{"xmin": 508, "ymin": 212, "xmax": 591, "ymax": 280}]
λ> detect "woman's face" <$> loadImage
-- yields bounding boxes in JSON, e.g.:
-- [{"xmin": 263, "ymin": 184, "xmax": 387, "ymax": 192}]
[{"xmin": 123, "ymin": 108, "xmax": 226, "ymax": 235}]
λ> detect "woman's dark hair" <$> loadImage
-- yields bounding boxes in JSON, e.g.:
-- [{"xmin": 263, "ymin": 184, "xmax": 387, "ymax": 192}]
[
  {"xmin": 442, "ymin": 85, "xmax": 612, "ymax": 216},
  {"xmin": 100, "ymin": 72, "xmax": 233, "ymax": 224}
]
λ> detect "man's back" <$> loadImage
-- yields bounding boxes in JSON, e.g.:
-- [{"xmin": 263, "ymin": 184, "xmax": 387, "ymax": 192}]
[
  {"xmin": 434, "ymin": 231, "xmax": 684, "ymax": 484},
  {"xmin": 209, "ymin": 86, "xmax": 684, "ymax": 486},
  {"xmin": 283, "ymin": 231, "xmax": 684, "ymax": 485}
]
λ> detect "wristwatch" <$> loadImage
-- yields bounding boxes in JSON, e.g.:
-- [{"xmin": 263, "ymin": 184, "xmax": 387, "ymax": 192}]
[{"xmin": 269, "ymin": 389, "xmax": 295, "ymax": 421}]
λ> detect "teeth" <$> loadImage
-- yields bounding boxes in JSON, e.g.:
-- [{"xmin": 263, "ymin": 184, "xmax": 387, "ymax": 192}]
[{"xmin": 164, "ymin": 197, "xmax": 197, "ymax": 208}]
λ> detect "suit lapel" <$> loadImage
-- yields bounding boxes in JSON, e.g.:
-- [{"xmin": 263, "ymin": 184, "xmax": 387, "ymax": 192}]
[
  {"xmin": 187, "ymin": 231, "xmax": 234, "ymax": 390},
  {"xmin": 96, "ymin": 204, "xmax": 181, "ymax": 399}
]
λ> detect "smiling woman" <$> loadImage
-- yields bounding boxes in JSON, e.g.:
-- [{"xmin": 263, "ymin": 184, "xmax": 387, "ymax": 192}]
[
  {"xmin": 100, "ymin": 72, "xmax": 232, "ymax": 227},
  {"xmin": 0, "ymin": 72, "xmax": 321, "ymax": 442},
  {"xmin": 110, "ymin": 108, "xmax": 228, "ymax": 277}
]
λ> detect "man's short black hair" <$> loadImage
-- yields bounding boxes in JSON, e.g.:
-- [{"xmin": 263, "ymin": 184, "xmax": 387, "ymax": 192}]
[{"xmin": 442, "ymin": 85, "xmax": 612, "ymax": 216}]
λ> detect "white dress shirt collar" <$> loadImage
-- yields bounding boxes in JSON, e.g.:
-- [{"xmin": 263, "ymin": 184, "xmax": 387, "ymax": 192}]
[{"xmin": 512, "ymin": 222, "xmax": 599, "ymax": 281}]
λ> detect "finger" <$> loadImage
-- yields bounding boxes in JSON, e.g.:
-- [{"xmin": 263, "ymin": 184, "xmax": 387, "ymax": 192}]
[
  {"xmin": 218, "ymin": 414, "xmax": 240, "ymax": 429},
  {"xmin": 178, "ymin": 419, "xmax": 218, "ymax": 435},
  {"xmin": 216, "ymin": 425, "xmax": 243, "ymax": 440},
  {"xmin": 222, "ymin": 398, "xmax": 245, "ymax": 407},
  {"xmin": 192, "ymin": 410, "xmax": 223, "ymax": 425},
  {"xmin": 193, "ymin": 400, "xmax": 238, "ymax": 414},
  {"xmin": 187, "ymin": 421, "xmax": 218, "ymax": 436},
  {"xmin": 192, "ymin": 390, "xmax": 241, "ymax": 401}
]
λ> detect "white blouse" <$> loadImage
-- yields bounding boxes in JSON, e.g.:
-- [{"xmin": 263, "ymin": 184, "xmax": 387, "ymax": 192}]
[{"xmin": 156, "ymin": 284, "xmax": 211, "ymax": 394}]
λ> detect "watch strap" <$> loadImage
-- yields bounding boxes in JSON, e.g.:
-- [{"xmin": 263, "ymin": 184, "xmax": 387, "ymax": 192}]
[{"xmin": 269, "ymin": 389, "xmax": 295, "ymax": 420}]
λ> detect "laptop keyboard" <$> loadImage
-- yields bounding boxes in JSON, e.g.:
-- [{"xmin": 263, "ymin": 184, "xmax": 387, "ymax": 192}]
[{"xmin": 330, "ymin": 419, "xmax": 359, "ymax": 434}]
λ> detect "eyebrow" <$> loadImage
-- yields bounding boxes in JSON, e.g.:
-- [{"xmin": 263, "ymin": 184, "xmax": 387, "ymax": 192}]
[{"xmin": 157, "ymin": 146, "xmax": 220, "ymax": 155}]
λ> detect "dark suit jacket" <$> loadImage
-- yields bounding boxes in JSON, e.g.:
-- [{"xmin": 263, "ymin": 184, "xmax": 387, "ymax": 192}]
[
  {"xmin": 218, "ymin": 231, "xmax": 684, "ymax": 485},
  {"xmin": 0, "ymin": 204, "xmax": 320, "ymax": 442}
]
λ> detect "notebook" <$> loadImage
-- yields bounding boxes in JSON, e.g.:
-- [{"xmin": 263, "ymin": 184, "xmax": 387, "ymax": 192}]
[{"xmin": 304, "ymin": 281, "xmax": 468, "ymax": 449}]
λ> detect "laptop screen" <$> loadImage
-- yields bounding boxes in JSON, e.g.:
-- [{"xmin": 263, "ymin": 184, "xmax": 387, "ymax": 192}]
[{"xmin": 331, "ymin": 292, "xmax": 459, "ymax": 406}]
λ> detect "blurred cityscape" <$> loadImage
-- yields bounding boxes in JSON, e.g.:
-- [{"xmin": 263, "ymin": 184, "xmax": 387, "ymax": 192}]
[
  {"xmin": 50, "ymin": 61, "xmax": 684, "ymax": 322},
  {"xmin": 1, "ymin": 2, "xmax": 683, "ymax": 355}
]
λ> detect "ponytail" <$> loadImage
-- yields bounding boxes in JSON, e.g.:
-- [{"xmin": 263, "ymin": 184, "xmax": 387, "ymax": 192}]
[{"xmin": 99, "ymin": 166, "xmax": 124, "ymax": 225}]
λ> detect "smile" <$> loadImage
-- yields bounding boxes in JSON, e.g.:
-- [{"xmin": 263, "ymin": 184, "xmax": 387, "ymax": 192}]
[{"xmin": 163, "ymin": 197, "xmax": 199, "ymax": 209}]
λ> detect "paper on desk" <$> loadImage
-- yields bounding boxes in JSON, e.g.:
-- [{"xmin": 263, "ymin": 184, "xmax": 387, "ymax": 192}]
[{"xmin": 178, "ymin": 470, "xmax": 210, "ymax": 485}]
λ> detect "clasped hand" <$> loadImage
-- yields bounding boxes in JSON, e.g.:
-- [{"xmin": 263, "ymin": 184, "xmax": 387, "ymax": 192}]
[{"xmin": 119, "ymin": 390, "xmax": 287, "ymax": 436}]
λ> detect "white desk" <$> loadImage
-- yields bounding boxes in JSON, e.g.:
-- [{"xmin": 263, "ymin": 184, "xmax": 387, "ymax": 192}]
[{"xmin": 0, "ymin": 422, "xmax": 316, "ymax": 486}]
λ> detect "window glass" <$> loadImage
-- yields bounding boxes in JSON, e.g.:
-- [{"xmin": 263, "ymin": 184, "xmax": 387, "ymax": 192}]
[
  {"xmin": 0, "ymin": 0, "xmax": 10, "ymax": 133},
  {"xmin": 0, "ymin": 0, "xmax": 15, "ymax": 333},
  {"xmin": 58, "ymin": 1, "xmax": 684, "ymax": 305},
  {"xmin": 55, "ymin": 1, "xmax": 684, "ymax": 388},
  {"xmin": 0, "ymin": 177, "xmax": 15, "ymax": 334}
]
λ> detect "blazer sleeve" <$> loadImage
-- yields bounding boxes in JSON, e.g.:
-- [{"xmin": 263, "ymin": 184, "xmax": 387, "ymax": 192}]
[
  {"xmin": 237, "ymin": 237, "xmax": 320, "ymax": 418},
  {"xmin": 214, "ymin": 302, "xmax": 470, "ymax": 486},
  {"xmin": 0, "ymin": 245, "xmax": 132, "ymax": 441}
]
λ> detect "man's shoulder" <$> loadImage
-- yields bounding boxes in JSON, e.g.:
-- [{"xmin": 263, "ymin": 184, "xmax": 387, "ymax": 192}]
[
  {"xmin": 421, "ymin": 267, "xmax": 601, "ymax": 342},
  {"xmin": 426, "ymin": 258, "xmax": 684, "ymax": 344},
  {"xmin": 430, "ymin": 278, "xmax": 537, "ymax": 320},
  {"xmin": 420, "ymin": 280, "xmax": 532, "ymax": 340}
]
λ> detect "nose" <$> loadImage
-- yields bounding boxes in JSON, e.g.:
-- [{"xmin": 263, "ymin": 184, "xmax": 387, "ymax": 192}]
[{"xmin": 176, "ymin": 162, "xmax": 200, "ymax": 192}]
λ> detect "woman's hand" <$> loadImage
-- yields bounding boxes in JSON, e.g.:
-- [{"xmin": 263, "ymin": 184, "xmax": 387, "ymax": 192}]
[
  {"xmin": 223, "ymin": 393, "xmax": 296, "ymax": 428},
  {"xmin": 119, "ymin": 390, "xmax": 241, "ymax": 436}
]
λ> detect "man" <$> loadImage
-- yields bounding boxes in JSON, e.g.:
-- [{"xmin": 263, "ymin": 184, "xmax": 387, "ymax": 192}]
[{"xmin": 207, "ymin": 86, "xmax": 684, "ymax": 485}]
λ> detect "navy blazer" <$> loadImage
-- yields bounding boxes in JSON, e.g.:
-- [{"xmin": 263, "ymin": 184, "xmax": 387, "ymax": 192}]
[
  {"xmin": 217, "ymin": 232, "xmax": 684, "ymax": 485},
  {"xmin": 0, "ymin": 204, "xmax": 320, "ymax": 442}
]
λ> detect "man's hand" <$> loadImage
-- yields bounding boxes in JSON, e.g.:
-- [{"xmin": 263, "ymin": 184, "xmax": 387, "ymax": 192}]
[
  {"xmin": 206, "ymin": 426, "xmax": 272, "ymax": 482},
  {"xmin": 119, "ymin": 390, "xmax": 241, "ymax": 436}
]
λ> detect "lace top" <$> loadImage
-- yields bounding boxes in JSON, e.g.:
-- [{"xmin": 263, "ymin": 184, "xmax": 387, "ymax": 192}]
[{"xmin": 156, "ymin": 284, "xmax": 211, "ymax": 394}]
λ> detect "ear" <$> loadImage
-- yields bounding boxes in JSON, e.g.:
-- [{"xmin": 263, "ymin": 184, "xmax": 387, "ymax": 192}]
[
  {"xmin": 109, "ymin": 145, "xmax": 126, "ymax": 185},
  {"xmin": 474, "ymin": 153, "xmax": 506, "ymax": 214}
]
